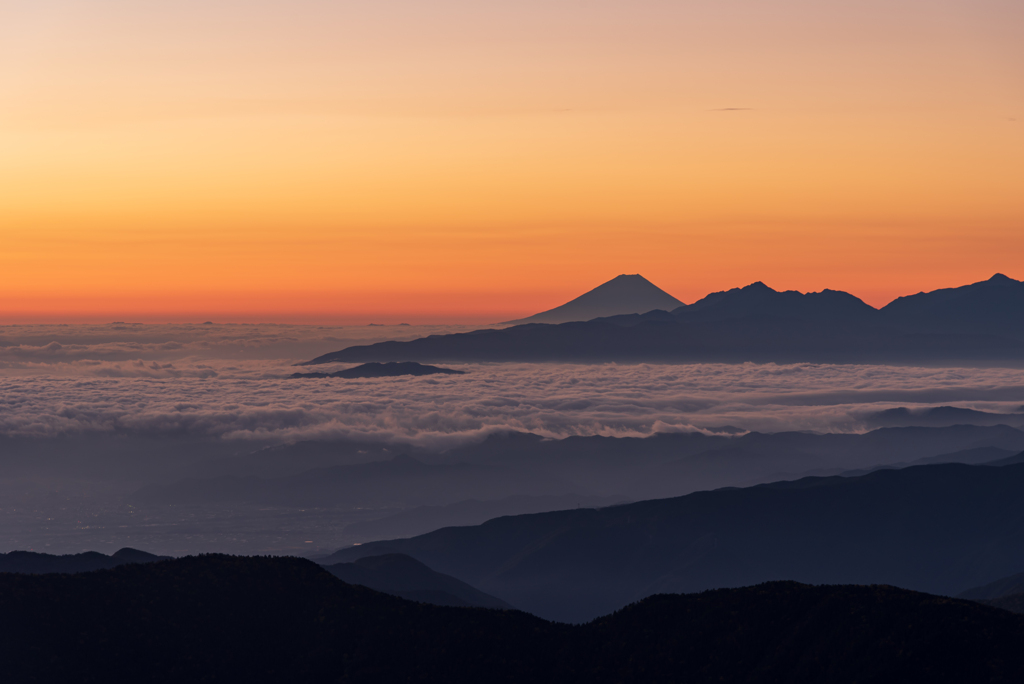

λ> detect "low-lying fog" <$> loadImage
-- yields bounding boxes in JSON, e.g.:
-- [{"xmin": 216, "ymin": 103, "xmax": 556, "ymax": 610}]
[{"xmin": 3, "ymin": 323, "xmax": 1024, "ymax": 557}]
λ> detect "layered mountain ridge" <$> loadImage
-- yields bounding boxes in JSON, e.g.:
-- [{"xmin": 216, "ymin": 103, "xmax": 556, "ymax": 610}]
[
  {"xmin": 3, "ymin": 554, "xmax": 1024, "ymax": 683},
  {"xmin": 327, "ymin": 460, "xmax": 1024, "ymax": 622},
  {"xmin": 305, "ymin": 274, "xmax": 1024, "ymax": 365}
]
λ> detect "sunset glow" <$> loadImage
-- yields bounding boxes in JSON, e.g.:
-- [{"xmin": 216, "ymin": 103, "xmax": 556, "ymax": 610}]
[{"xmin": 2, "ymin": 0, "xmax": 1022, "ymax": 322}]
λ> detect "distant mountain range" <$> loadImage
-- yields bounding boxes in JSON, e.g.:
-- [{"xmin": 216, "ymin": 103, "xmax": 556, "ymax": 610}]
[
  {"xmin": 3, "ymin": 554, "xmax": 1023, "ymax": 683},
  {"xmin": 327, "ymin": 460, "xmax": 1024, "ymax": 622},
  {"xmin": 132, "ymin": 426, "xmax": 1024, "ymax": 515},
  {"xmin": 305, "ymin": 274, "xmax": 1024, "ymax": 364},
  {"xmin": 865, "ymin": 405, "xmax": 1024, "ymax": 428},
  {"xmin": 502, "ymin": 274, "xmax": 684, "ymax": 325}
]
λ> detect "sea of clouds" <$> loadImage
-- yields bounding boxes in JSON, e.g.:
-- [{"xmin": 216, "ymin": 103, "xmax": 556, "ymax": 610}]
[{"xmin": 3, "ymin": 323, "xmax": 1024, "ymax": 450}]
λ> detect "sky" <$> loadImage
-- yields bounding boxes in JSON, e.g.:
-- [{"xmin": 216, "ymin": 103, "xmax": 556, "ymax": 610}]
[{"xmin": 2, "ymin": 0, "xmax": 1022, "ymax": 322}]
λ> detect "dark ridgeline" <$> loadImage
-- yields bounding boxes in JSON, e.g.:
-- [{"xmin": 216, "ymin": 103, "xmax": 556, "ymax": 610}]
[
  {"xmin": 2, "ymin": 554, "xmax": 1024, "ymax": 683},
  {"xmin": 881, "ymin": 273, "xmax": 1024, "ymax": 335},
  {"xmin": 323, "ymin": 553, "xmax": 514, "ymax": 609},
  {"xmin": 0, "ymin": 547, "xmax": 169, "ymax": 574},
  {"xmin": 0, "ymin": 546, "xmax": 508, "ymax": 611},
  {"xmin": 290, "ymin": 361, "xmax": 464, "ymax": 378},
  {"xmin": 326, "ymin": 461, "xmax": 1024, "ymax": 623},
  {"xmin": 302, "ymin": 274, "xmax": 1024, "ymax": 364}
]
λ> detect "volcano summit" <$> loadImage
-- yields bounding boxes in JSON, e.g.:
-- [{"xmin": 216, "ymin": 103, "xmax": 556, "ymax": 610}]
[{"xmin": 502, "ymin": 274, "xmax": 684, "ymax": 325}]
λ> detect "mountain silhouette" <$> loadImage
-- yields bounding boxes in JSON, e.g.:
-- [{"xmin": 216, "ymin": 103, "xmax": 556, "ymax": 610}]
[
  {"xmin": 0, "ymin": 547, "xmax": 170, "ymax": 574},
  {"xmin": 881, "ymin": 273, "xmax": 1024, "ymax": 335},
  {"xmin": 960, "ymin": 569, "xmax": 1024, "ymax": 614},
  {"xmin": 303, "ymin": 274, "xmax": 1024, "ymax": 364},
  {"xmin": 960, "ymin": 570, "xmax": 1024, "ymax": 602},
  {"xmin": 326, "ymin": 461, "xmax": 1024, "ymax": 622},
  {"xmin": 502, "ymin": 274, "xmax": 684, "ymax": 325},
  {"xmin": 982, "ymin": 450, "xmax": 1024, "ymax": 466},
  {"xmin": 981, "ymin": 593, "xmax": 1024, "ymax": 613},
  {"xmin": 322, "ymin": 553, "xmax": 514, "ymax": 609},
  {"xmin": 676, "ymin": 281, "xmax": 878, "ymax": 323},
  {"xmin": 291, "ymin": 361, "xmax": 464, "ymax": 377},
  {"xmin": 3, "ymin": 554, "xmax": 1024, "ymax": 683},
  {"xmin": 865, "ymin": 406, "xmax": 1024, "ymax": 429}
]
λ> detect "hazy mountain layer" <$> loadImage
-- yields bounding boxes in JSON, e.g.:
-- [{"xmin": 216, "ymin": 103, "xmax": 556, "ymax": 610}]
[
  {"xmin": 2, "ymin": 555, "xmax": 1022, "ymax": 683},
  {"xmin": 960, "ymin": 571, "xmax": 1024, "ymax": 601},
  {"xmin": 981, "ymin": 594, "xmax": 1024, "ymax": 614},
  {"xmin": 328, "ymin": 461, "xmax": 1024, "ymax": 622},
  {"xmin": 342, "ymin": 494, "xmax": 629, "ymax": 542},
  {"xmin": 133, "ymin": 427, "xmax": 1024, "ymax": 516},
  {"xmin": 323, "ymin": 553, "xmax": 513, "ymax": 609}
]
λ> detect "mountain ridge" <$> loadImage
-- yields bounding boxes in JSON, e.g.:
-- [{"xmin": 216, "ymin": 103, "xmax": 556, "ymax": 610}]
[
  {"xmin": 304, "ymin": 274, "xmax": 1024, "ymax": 365},
  {"xmin": 3, "ymin": 554, "xmax": 1024, "ymax": 683},
  {"xmin": 324, "ymin": 461, "xmax": 1024, "ymax": 622},
  {"xmin": 0, "ymin": 547, "xmax": 170, "ymax": 574}
]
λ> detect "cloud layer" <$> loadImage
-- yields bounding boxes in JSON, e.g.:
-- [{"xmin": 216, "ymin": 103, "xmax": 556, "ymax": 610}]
[{"xmin": 3, "ymin": 324, "xmax": 1024, "ymax": 448}]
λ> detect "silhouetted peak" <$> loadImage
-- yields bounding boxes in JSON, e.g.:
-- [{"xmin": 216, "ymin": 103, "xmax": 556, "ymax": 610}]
[
  {"xmin": 111, "ymin": 548, "xmax": 164, "ymax": 562},
  {"xmin": 742, "ymin": 281, "xmax": 776, "ymax": 293},
  {"xmin": 987, "ymin": 273, "xmax": 1016, "ymax": 284},
  {"xmin": 503, "ymin": 274, "xmax": 684, "ymax": 325},
  {"xmin": 351, "ymin": 553, "xmax": 429, "ymax": 571}
]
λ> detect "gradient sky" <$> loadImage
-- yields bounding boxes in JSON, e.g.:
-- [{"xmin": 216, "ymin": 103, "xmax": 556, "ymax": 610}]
[{"xmin": 2, "ymin": 0, "xmax": 1022, "ymax": 322}]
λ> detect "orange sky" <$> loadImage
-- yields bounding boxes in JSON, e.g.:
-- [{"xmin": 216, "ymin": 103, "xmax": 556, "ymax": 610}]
[{"xmin": 2, "ymin": 0, "xmax": 1022, "ymax": 323}]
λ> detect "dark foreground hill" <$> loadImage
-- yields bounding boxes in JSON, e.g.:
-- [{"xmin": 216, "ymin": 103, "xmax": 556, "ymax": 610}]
[
  {"xmin": 304, "ymin": 274, "xmax": 1024, "ymax": 364},
  {"xmin": 2, "ymin": 555, "xmax": 1023, "ymax": 684},
  {"xmin": 328, "ymin": 462, "xmax": 1024, "ymax": 622},
  {"xmin": 322, "ymin": 553, "xmax": 513, "ymax": 609},
  {"xmin": 0, "ymin": 547, "xmax": 169, "ymax": 574}
]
